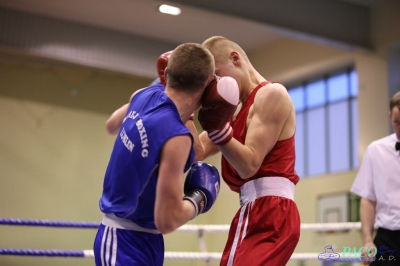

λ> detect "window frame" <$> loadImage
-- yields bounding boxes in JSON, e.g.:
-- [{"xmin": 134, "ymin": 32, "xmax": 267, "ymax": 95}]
[{"xmin": 288, "ymin": 67, "xmax": 358, "ymax": 178}]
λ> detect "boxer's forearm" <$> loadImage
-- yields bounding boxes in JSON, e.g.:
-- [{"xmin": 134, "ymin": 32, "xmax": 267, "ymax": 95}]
[
  {"xmin": 106, "ymin": 103, "xmax": 129, "ymax": 135},
  {"xmin": 106, "ymin": 91, "xmax": 139, "ymax": 135},
  {"xmin": 155, "ymin": 200, "xmax": 195, "ymax": 234},
  {"xmin": 198, "ymin": 132, "xmax": 220, "ymax": 160},
  {"xmin": 218, "ymin": 138, "xmax": 261, "ymax": 179},
  {"xmin": 185, "ymin": 120, "xmax": 206, "ymax": 161},
  {"xmin": 185, "ymin": 119, "xmax": 219, "ymax": 161}
]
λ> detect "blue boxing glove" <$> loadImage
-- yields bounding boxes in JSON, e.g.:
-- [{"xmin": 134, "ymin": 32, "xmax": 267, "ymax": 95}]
[{"xmin": 183, "ymin": 161, "xmax": 221, "ymax": 220}]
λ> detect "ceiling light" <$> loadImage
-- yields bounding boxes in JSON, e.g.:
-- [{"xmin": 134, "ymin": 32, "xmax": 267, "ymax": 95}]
[{"xmin": 159, "ymin": 4, "xmax": 181, "ymax": 16}]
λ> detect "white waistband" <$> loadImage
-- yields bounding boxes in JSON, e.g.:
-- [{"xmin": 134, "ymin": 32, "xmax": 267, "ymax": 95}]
[
  {"xmin": 102, "ymin": 213, "xmax": 160, "ymax": 234},
  {"xmin": 240, "ymin": 177, "xmax": 295, "ymax": 205}
]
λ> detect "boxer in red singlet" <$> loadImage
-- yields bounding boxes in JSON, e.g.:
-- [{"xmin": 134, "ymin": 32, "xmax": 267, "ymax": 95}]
[{"xmin": 194, "ymin": 36, "xmax": 301, "ymax": 266}]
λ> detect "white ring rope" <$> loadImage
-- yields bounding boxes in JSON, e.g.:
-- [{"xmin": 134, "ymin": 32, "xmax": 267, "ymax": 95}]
[
  {"xmin": 0, "ymin": 249, "xmax": 327, "ymax": 261},
  {"xmin": 177, "ymin": 222, "xmax": 369, "ymax": 233},
  {"xmin": 0, "ymin": 218, "xmax": 373, "ymax": 232},
  {"xmin": 0, "ymin": 218, "xmax": 374, "ymax": 262}
]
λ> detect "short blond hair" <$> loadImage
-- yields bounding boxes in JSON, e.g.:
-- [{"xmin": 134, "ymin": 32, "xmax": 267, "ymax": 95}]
[
  {"xmin": 167, "ymin": 43, "xmax": 215, "ymax": 92},
  {"xmin": 202, "ymin": 36, "xmax": 249, "ymax": 62}
]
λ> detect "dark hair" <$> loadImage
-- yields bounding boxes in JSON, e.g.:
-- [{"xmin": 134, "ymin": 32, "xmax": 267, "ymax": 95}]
[
  {"xmin": 167, "ymin": 43, "xmax": 214, "ymax": 92},
  {"xmin": 390, "ymin": 91, "xmax": 400, "ymax": 111}
]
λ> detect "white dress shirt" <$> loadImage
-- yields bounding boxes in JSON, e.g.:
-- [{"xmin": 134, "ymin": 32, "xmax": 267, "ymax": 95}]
[{"xmin": 351, "ymin": 133, "xmax": 400, "ymax": 230}]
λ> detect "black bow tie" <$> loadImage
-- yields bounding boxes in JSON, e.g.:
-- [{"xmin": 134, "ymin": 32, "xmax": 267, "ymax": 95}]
[{"xmin": 396, "ymin": 142, "xmax": 400, "ymax": 151}]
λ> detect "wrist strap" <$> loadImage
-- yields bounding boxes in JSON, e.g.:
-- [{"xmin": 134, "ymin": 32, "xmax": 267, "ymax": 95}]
[
  {"xmin": 208, "ymin": 123, "xmax": 233, "ymax": 145},
  {"xmin": 183, "ymin": 190, "xmax": 207, "ymax": 220}
]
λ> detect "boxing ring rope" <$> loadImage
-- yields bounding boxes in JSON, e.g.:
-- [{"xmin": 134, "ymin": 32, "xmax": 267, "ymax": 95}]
[
  {"xmin": 0, "ymin": 217, "xmax": 367, "ymax": 232},
  {"xmin": 0, "ymin": 248, "xmax": 324, "ymax": 261},
  {"xmin": 0, "ymin": 217, "xmax": 368, "ymax": 262}
]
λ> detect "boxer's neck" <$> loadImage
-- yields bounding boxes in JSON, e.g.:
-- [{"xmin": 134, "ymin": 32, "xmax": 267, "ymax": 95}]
[
  {"xmin": 240, "ymin": 68, "xmax": 266, "ymax": 102},
  {"xmin": 165, "ymin": 87, "xmax": 201, "ymax": 122}
]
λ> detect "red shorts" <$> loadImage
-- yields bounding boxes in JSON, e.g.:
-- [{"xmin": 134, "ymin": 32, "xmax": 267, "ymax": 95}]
[{"xmin": 220, "ymin": 196, "xmax": 300, "ymax": 266}]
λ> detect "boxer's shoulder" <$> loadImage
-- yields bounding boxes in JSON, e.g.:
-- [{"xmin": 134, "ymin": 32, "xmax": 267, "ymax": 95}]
[{"xmin": 254, "ymin": 82, "xmax": 290, "ymax": 106}]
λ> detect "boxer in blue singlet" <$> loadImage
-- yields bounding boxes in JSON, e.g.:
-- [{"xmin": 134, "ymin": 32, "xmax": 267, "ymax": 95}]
[{"xmin": 93, "ymin": 43, "xmax": 232, "ymax": 266}]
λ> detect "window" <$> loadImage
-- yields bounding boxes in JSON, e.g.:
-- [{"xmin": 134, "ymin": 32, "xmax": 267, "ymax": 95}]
[{"xmin": 288, "ymin": 68, "xmax": 358, "ymax": 178}]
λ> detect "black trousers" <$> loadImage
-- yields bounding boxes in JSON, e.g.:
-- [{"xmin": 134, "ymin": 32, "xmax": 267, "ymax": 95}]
[{"xmin": 370, "ymin": 227, "xmax": 400, "ymax": 266}]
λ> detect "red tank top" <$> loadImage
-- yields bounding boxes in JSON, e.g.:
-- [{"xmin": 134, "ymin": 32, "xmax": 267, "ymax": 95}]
[{"xmin": 221, "ymin": 81, "xmax": 300, "ymax": 193}]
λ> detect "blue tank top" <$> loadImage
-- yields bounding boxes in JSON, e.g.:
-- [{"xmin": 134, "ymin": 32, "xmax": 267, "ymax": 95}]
[{"xmin": 99, "ymin": 84, "xmax": 195, "ymax": 229}]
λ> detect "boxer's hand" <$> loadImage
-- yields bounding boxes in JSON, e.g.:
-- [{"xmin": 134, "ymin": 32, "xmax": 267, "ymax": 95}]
[
  {"xmin": 156, "ymin": 51, "xmax": 173, "ymax": 85},
  {"xmin": 198, "ymin": 76, "xmax": 239, "ymax": 145},
  {"xmin": 183, "ymin": 161, "xmax": 220, "ymax": 219}
]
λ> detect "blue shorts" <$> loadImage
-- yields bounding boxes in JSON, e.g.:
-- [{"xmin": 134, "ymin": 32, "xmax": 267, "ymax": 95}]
[{"xmin": 93, "ymin": 224, "xmax": 164, "ymax": 266}]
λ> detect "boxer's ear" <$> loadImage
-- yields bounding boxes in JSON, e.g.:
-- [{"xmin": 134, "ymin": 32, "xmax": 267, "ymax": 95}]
[
  {"xmin": 230, "ymin": 51, "xmax": 240, "ymax": 66},
  {"xmin": 164, "ymin": 68, "xmax": 168, "ymax": 84}
]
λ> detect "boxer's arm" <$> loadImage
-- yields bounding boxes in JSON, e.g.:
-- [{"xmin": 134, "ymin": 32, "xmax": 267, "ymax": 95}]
[
  {"xmin": 219, "ymin": 83, "xmax": 292, "ymax": 179},
  {"xmin": 105, "ymin": 89, "xmax": 143, "ymax": 135},
  {"xmin": 105, "ymin": 103, "xmax": 129, "ymax": 135},
  {"xmin": 154, "ymin": 135, "xmax": 195, "ymax": 234},
  {"xmin": 199, "ymin": 131, "xmax": 220, "ymax": 159},
  {"xmin": 185, "ymin": 120, "xmax": 219, "ymax": 161}
]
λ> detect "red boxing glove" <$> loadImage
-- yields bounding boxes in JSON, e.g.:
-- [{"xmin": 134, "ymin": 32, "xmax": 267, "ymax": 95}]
[
  {"xmin": 156, "ymin": 51, "xmax": 173, "ymax": 85},
  {"xmin": 198, "ymin": 76, "xmax": 240, "ymax": 145}
]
